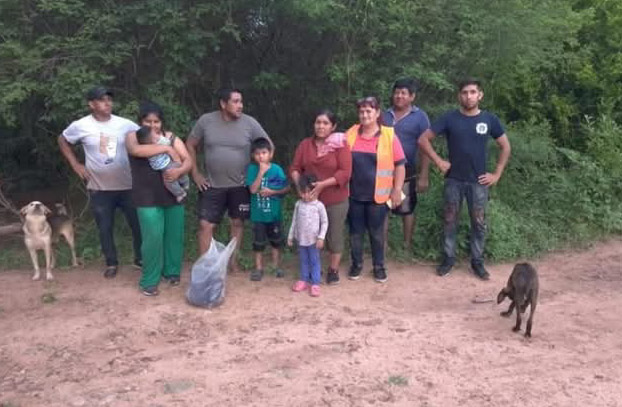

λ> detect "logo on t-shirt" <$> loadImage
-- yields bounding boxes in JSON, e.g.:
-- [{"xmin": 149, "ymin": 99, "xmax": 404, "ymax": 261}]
[
  {"xmin": 99, "ymin": 132, "xmax": 117, "ymax": 164},
  {"xmin": 475, "ymin": 123, "xmax": 488, "ymax": 135}
]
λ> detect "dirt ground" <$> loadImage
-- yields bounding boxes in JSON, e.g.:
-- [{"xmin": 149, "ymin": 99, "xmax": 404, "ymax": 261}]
[{"xmin": 1, "ymin": 239, "xmax": 621, "ymax": 407}]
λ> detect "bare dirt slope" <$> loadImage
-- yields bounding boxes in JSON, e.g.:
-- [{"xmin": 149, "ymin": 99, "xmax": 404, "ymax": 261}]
[{"xmin": 1, "ymin": 240, "xmax": 621, "ymax": 407}]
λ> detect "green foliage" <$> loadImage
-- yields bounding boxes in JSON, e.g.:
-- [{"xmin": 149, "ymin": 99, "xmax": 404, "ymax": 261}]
[
  {"xmin": 584, "ymin": 115, "xmax": 622, "ymax": 179},
  {"xmin": 0, "ymin": 0, "xmax": 621, "ymax": 267},
  {"xmin": 392, "ymin": 120, "xmax": 622, "ymax": 262}
]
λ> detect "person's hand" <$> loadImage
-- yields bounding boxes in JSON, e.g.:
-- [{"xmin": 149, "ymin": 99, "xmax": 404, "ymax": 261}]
[
  {"xmin": 287, "ymin": 238, "xmax": 294, "ymax": 247},
  {"xmin": 389, "ymin": 188, "xmax": 403, "ymax": 209},
  {"xmin": 309, "ymin": 181, "xmax": 325, "ymax": 201},
  {"xmin": 168, "ymin": 147, "xmax": 181, "ymax": 163},
  {"xmin": 192, "ymin": 171, "xmax": 209, "ymax": 192},
  {"xmin": 478, "ymin": 172, "xmax": 500, "ymax": 186},
  {"xmin": 316, "ymin": 239, "xmax": 324, "ymax": 250},
  {"xmin": 163, "ymin": 167, "xmax": 183, "ymax": 183},
  {"xmin": 72, "ymin": 163, "xmax": 90, "ymax": 181},
  {"xmin": 437, "ymin": 159, "xmax": 451, "ymax": 175},
  {"xmin": 259, "ymin": 162, "xmax": 271, "ymax": 174},
  {"xmin": 259, "ymin": 187, "xmax": 276, "ymax": 197},
  {"xmin": 416, "ymin": 176, "xmax": 429, "ymax": 193}
]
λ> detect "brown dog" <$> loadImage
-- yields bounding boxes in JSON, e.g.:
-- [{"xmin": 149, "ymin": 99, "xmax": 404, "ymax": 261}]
[
  {"xmin": 48, "ymin": 203, "xmax": 78, "ymax": 269},
  {"xmin": 20, "ymin": 201, "xmax": 78, "ymax": 280},
  {"xmin": 497, "ymin": 263, "xmax": 539, "ymax": 337}
]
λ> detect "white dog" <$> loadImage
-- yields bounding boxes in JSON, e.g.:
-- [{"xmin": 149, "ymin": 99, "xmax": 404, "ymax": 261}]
[{"xmin": 20, "ymin": 201, "xmax": 78, "ymax": 280}]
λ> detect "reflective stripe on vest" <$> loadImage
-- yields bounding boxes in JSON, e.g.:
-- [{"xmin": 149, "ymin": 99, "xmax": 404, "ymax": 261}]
[{"xmin": 346, "ymin": 124, "xmax": 395, "ymax": 204}]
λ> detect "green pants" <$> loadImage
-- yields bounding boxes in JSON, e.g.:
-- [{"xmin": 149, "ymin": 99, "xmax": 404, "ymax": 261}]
[{"xmin": 137, "ymin": 205, "xmax": 185, "ymax": 289}]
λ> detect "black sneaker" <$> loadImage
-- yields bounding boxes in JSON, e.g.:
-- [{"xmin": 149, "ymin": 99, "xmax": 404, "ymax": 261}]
[
  {"xmin": 275, "ymin": 268, "xmax": 285, "ymax": 278},
  {"xmin": 141, "ymin": 286, "xmax": 159, "ymax": 296},
  {"xmin": 132, "ymin": 259, "xmax": 142, "ymax": 271},
  {"xmin": 326, "ymin": 268, "xmax": 340, "ymax": 285},
  {"xmin": 167, "ymin": 276, "xmax": 181, "ymax": 286},
  {"xmin": 250, "ymin": 269, "xmax": 264, "ymax": 281},
  {"xmin": 348, "ymin": 266, "xmax": 362, "ymax": 280},
  {"xmin": 104, "ymin": 265, "xmax": 118, "ymax": 279},
  {"xmin": 436, "ymin": 257, "xmax": 455, "ymax": 276},
  {"xmin": 472, "ymin": 262, "xmax": 490, "ymax": 280},
  {"xmin": 373, "ymin": 267, "xmax": 388, "ymax": 283}
]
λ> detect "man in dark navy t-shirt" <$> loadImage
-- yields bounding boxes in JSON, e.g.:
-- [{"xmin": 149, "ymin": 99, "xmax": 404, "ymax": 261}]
[
  {"xmin": 419, "ymin": 78, "xmax": 511, "ymax": 280},
  {"xmin": 382, "ymin": 78, "xmax": 431, "ymax": 249}
]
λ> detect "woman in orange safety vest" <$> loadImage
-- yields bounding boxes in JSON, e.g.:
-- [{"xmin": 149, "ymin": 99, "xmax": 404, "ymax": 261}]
[{"xmin": 345, "ymin": 96, "xmax": 406, "ymax": 283}]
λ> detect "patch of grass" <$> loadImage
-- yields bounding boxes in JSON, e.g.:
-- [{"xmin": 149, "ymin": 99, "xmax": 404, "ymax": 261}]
[
  {"xmin": 387, "ymin": 375, "xmax": 409, "ymax": 387},
  {"xmin": 163, "ymin": 379, "xmax": 194, "ymax": 394},
  {"xmin": 0, "ymin": 239, "xmax": 30, "ymax": 271},
  {"xmin": 41, "ymin": 292, "xmax": 57, "ymax": 304}
]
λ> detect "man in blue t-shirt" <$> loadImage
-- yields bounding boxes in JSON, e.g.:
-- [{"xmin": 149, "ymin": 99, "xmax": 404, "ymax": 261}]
[
  {"xmin": 382, "ymin": 78, "xmax": 431, "ymax": 249},
  {"xmin": 418, "ymin": 78, "xmax": 511, "ymax": 280}
]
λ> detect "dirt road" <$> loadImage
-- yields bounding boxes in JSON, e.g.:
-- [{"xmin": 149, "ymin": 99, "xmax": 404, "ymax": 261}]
[{"xmin": 1, "ymin": 240, "xmax": 621, "ymax": 406}]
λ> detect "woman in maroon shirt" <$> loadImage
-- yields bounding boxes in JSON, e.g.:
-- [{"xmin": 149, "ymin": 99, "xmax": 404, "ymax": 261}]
[{"xmin": 290, "ymin": 110, "xmax": 352, "ymax": 285}]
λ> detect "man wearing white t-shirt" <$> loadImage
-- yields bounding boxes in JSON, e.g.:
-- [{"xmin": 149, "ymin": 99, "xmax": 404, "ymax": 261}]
[{"xmin": 58, "ymin": 86, "xmax": 142, "ymax": 278}]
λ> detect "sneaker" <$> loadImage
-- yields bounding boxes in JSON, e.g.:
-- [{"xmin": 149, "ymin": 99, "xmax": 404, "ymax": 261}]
[
  {"xmin": 132, "ymin": 260, "xmax": 142, "ymax": 271},
  {"xmin": 250, "ymin": 269, "xmax": 264, "ymax": 281},
  {"xmin": 310, "ymin": 285, "xmax": 321, "ymax": 297},
  {"xmin": 275, "ymin": 268, "xmax": 285, "ymax": 278},
  {"xmin": 326, "ymin": 268, "xmax": 340, "ymax": 285},
  {"xmin": 472, "ymin": 262, "xmax": 490, "ymax": 280},
  {"xmin": 141, "ymin": 286, "xmax": 159, "ymax": 296},
  {"xmin": 436, "ymin": 256, "xmax": 455, "ymax": 276},
  {"xmin": 292, "ymin": 280, "xmax": 308, "ymax": 292},
  {"xmin": 104, "ymin": 266, "xmax": 118, "ymax": 279},
  {"xmin": 348, "ymin": 266, "xmax": 362, "ymax": 280},
  {"xmin": 167, "ymin": 276, "xmax": 181, "ymax": 286},
  {"xmin": 373, "ymin": 267, "xmax": 388, "ymax": 283}
]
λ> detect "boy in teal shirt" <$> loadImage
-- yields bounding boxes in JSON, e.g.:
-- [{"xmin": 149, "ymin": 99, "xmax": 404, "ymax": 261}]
[{"xmin": 245, "ymin": 138, "xmax": 290, "ymax": 281}]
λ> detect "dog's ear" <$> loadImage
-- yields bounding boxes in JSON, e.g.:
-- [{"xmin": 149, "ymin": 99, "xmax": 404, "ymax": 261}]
[
  {"xmin": 497, "ymin": 288, "xmax": 507, "ymax": 304},
  {"xmin": 20, "ymin": 204, "xmax": 30, "ymax": 216},
  {"xmin": 42, "ymin": 205, "xmax": 52, "ymax": 215}
]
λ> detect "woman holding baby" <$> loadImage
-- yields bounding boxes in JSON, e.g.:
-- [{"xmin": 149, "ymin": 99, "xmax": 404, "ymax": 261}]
[{"xmin": 126, "ymin": 102, "xmax": 192, "ymax": 296}]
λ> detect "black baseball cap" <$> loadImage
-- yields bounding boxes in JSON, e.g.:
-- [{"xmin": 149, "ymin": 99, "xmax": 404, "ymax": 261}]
[{"xmin": 86, "ymin": 86, "xmax": 113, "ymax": 101}]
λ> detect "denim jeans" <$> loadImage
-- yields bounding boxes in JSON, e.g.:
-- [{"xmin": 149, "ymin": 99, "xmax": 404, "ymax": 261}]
[
  {"xmin": 162, "ymin": 161, "xmax": 190, "ymax": 199},
  {"xmin": 90, "ymin": 190, "xmax": 142, "ymax": 267},
  {"xmin": 348, "ymin": 199, "xmax": 389, "ymax": 271},
  {"xmin": 442, "ymin": 178, "xmax": 488, "ymax": 264},
  {"xmin": 298, "ymin": 244, "xmax": 321, "ymax": 285}
]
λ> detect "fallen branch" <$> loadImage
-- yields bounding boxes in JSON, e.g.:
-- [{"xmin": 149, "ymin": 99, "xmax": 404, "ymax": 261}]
[
  {"xmin": 0, "ymin": 176, "xmax": 21, "ymax": 219},
  {"xmin": 0, "ymin": 222, "xmax": 21, "ymax": 236}
]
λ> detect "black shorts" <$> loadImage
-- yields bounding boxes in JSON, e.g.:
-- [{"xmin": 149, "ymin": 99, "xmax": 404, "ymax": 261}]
[
  {"xmin": 252, "ymin": 221, "xmax": 284, "ymax": 251},
  {"xmin": 392, "ymin": 166, "xmax": 418, "ymax": 216},
  {"xmin": 197, "ymin": 186, "xmax": 250, "ymax": 224}
]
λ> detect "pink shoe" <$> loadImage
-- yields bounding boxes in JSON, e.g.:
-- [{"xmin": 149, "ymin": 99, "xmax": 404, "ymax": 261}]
[
  {"xmin": 292, "ymin": 280, "xmax": 308, "ymax": 292},
  {"xmin": 310, "ymin": 285, "xmax": 321, "ymax": 297}
]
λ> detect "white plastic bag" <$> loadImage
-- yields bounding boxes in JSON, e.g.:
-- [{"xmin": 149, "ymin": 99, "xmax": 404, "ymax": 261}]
[{"xmin": 186, "ymin": 237, "xmax": 237, "ymax": 308}]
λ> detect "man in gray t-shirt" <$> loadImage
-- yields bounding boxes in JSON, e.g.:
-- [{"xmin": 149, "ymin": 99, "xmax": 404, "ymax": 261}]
[
  {"xmin": 186, "ymin": 88, "xmax": 272, "ymax": 272},
  {"xmin": 58, "ymin": 86, "xmax": 142, "ymax": 279}
]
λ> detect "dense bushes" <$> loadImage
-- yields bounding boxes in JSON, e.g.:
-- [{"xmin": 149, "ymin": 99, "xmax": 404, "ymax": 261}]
[
  {"xmin": 403, "ymin": 119, "xmax": 622, "ymax": 262},
  {"xmin": 1, "ymin": 0, "xmax": 621, "ymax": 268}
]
